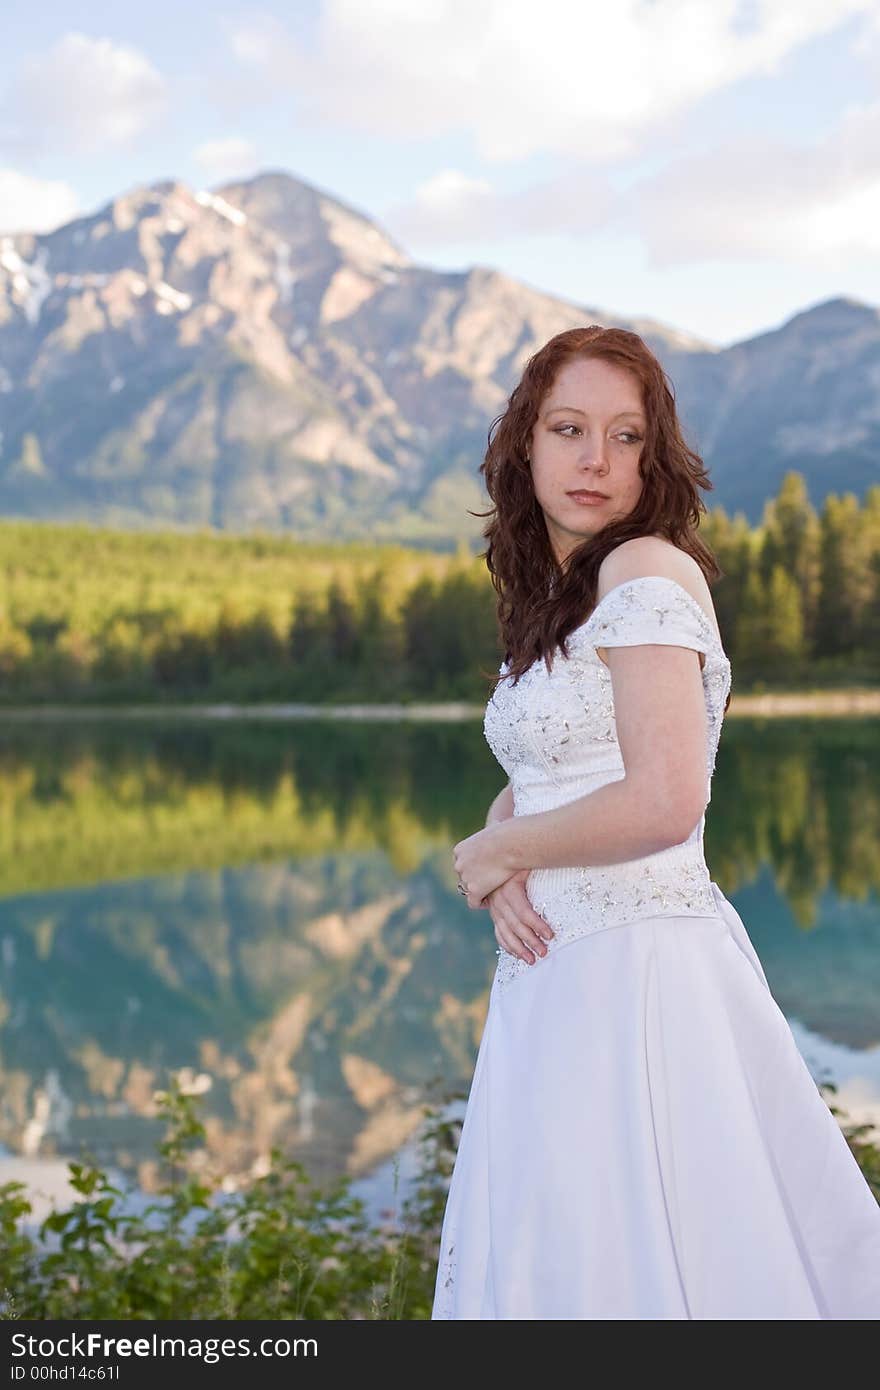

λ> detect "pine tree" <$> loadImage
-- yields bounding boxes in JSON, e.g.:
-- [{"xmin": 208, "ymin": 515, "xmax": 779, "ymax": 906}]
[{"xmin": 758, "ymin": 472, "xmax": 821, "ymax": 648}]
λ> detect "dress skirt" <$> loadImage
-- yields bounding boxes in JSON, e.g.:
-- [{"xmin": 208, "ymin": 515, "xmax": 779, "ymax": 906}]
[{"xmin": 431, "ymin": 881, "xmax": 880, "ymax": 1319}]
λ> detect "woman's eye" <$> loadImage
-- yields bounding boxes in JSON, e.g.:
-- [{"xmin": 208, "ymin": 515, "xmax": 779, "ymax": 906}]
[{"xmin": 553, "ymin": 426, "xmax": 642, "ymax": 444}]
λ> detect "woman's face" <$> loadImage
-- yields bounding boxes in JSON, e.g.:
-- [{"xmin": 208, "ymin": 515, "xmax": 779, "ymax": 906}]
[{"xmin": 527, "ymin": 355, "xmax": 647, "ymax": 569}]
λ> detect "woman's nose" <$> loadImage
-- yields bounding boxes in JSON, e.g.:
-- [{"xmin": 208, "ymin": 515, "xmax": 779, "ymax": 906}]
[{"xmin": 577, "ymin": 433, "xmax": 609, "ymax": 468}]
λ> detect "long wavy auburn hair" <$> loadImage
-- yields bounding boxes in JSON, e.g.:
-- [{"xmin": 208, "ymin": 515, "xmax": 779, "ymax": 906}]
[{"xmin": 473, "ymin": 325, "xmax": 730, "ymax": 712}]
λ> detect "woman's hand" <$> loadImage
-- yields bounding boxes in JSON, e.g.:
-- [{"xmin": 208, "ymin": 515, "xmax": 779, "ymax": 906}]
[
  {"xmin": 452, "ymin": 823, "xmax": 555, "ymax": 963},
  {"xmin": 452, "ymin": 822, "xmax": 517, "ymax": 907},
  {"xmin": 485, "ymin": 868, "xmax": 555, "ymax": 965}
]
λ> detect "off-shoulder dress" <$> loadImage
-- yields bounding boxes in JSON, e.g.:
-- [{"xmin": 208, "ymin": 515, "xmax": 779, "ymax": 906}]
[{"xmin": 432, "ymin": 575, "xmax": 880, "ymax": 1320}]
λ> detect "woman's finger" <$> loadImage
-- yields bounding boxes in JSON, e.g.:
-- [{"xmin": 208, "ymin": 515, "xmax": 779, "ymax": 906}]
[
  {"xmin": 499, "ymin": 879, "xmax": 555, "ymax": 942},
  {"xmin": 489, "ymin": 904, "xmax": 533, "ymax": 963},
  {"xmin": 491, "ymin": 903, "xmax": 546, "ymax": 964}
]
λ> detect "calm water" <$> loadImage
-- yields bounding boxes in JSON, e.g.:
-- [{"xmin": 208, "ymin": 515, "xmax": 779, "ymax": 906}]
[{"xmin": 1, "ymin": 715, "xmax": 878, "ymax": 1213}]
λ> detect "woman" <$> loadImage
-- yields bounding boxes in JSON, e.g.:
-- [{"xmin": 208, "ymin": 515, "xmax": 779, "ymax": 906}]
[{"xmin": 432, "ymin": 325, "xmax": 880, "ymax": 1320}]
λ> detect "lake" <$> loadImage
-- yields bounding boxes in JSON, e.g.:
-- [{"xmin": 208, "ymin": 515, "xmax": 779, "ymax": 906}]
[{"xmin": 1, "ymin": 713, "xmax": 878, "ymax": 1219}]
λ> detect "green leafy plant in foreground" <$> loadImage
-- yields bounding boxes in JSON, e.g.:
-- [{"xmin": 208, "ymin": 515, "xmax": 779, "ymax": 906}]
[
  {"xmin": 823, "ymin": 1081, "xmax": 880, "ymax": 1202},
  {"xmin": 0, "ymin": 1075, "xmax": 875, "ymax": 1319},
  {"xmin": 0, "ymin": 1073, "xmax": 465, "ymax": 1321}
]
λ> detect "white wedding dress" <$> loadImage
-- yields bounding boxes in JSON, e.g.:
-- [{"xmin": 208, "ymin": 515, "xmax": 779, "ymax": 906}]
[{"xmin": 432, "ymin": 574, "xmax": 880, "ymax": 1320}]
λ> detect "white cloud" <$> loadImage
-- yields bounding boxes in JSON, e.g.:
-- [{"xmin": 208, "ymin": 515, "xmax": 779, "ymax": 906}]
[
  {"xmin": 631, "ymin": 98, "xmax": 880, "ymax": 267},
  {"xmin": 222, "ymin": 11, "xmax": 303, "ymax": 74},
  {"xmin": 0, "ymin": 169, "xmax": 80, "ymax": 234},
  {"xmin": 223, "ymin": 0, "xmax": 877, "ymax": 163},
  {"xmin": 851, "ymin": 0, "xmax": 880, "ymax": 77},
  {"xmin": 385, "ymin": 27, "xmax": 880, "ymax": 269},
  {"xmin": 193, "ymin": 136, "xmax": 260, "ymax": 180},
  {"xmin": 211, "ymin": 11, "xmax": 310, "ymax": 114},
  {"xmin": 398, "ymin": 97, "xmax": 880, "ymax": 267},
  {"xmin": 4, "ymin": 32, "xmax": 167, "ymax": 156},
  {"xmin": 387, "ymin": 166, "xmax": 614, "ymax": 245}
]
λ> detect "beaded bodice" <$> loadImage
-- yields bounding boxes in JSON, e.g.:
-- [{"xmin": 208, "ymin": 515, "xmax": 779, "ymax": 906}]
[{"xmin": 483, "ymin": 574, "xmax": 732, "ymax": 990}]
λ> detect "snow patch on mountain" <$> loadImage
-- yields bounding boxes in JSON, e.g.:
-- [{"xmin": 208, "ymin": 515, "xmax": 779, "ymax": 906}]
[
  {"xmin": 195, "ymin": 190, "xmax": 247, "ymax": 226},
  {"xmin": 154, "ymin": 281, "xmax": 192, "ymax": 313},
  {"xmin": 0, "ymin": 238, "xmax": 53, "ymax": 324}
]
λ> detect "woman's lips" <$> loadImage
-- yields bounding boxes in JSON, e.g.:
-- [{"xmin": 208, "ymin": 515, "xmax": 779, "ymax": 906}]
[{"xmin": 567, "ymin": 490, "xmax": 609, "ymax": 505}]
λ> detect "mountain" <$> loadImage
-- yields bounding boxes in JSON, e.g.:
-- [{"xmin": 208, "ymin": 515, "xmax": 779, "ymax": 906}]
[
  {"xmin": 669, "ymin": 296, "xmax": 880, "ymax": 523},
  {"xmin": 0, "ymin": 169, "xmax": 876, "ymax": 541}
]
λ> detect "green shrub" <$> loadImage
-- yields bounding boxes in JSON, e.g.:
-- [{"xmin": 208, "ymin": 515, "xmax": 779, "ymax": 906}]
[{"xmin": 0, "ymin": 1073, "xmax": 465, "ymax": 1321}]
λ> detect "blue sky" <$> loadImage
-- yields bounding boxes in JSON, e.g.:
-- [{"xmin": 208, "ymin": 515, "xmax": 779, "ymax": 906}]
[{"xmin": 2, "ymin": 0, "xmax": 879, "ymax": 347}]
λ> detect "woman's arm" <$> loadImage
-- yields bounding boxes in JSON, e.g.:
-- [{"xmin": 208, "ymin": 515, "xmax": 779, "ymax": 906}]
[{"xmin": 485, "ymin": 781, "xmax": 514, "ymax": 827}]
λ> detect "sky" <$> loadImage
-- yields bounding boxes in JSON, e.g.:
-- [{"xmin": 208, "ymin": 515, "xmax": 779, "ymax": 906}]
[{"xmin": 1, "ymin": 0, "xmax": 880, "ymax": 348}]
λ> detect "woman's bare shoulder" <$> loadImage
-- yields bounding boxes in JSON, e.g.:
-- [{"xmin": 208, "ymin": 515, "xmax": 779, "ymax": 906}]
[{"xmin": 597, "ymin": 537, "xmax": 719, "ymax": 635}]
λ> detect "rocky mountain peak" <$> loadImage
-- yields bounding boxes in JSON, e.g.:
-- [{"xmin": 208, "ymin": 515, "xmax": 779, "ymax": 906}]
[{"xmin": 0, "ymin": 168, "xmax": 876, "ymax": 538}]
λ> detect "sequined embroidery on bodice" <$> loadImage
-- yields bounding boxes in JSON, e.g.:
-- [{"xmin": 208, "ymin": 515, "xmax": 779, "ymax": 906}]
[{"xmin": 483, "ymin": 574, "xmax": 732, "ymax": 989}]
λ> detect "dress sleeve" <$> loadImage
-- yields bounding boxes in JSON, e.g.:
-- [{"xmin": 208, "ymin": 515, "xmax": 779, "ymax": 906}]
[{"xmin": 585, "ymin": 575, "xmax": 715, "ymax": 665}]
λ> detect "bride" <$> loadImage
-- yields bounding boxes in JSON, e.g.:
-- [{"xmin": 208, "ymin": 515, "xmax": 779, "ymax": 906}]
[{"xmin": 432, "ymin": 324, "xmax": 880, "ymax": 1319}]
